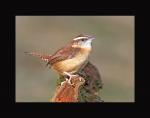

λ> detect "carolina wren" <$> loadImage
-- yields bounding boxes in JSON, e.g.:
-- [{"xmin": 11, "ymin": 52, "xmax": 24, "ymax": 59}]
[{"xmin": 25, "ymin": 34, "xmax": 95, "ymax": 84}]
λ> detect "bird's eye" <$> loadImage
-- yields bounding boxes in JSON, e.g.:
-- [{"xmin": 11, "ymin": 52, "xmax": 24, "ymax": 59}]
[{"xmin": 81, "ymin": 39, "xmax": 85, "ymax": 41}]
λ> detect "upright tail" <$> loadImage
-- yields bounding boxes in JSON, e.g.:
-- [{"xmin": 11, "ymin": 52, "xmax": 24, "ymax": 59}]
[{"xmin": 24, "ymin": 52, "xmax": 51, "ymax": 63}]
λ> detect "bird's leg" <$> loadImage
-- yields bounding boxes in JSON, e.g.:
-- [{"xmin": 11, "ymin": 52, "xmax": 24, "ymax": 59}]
[
  {"xmin": 63, "ymin": 72, "xmax": 78, "ymax": 85},
  {"xmin": 60, "ymin": 73, "xmax": 73, "ymax": 86},
  {"xmin": 60, "ymin": 76, "xmax": 74, "ymax": 86}
]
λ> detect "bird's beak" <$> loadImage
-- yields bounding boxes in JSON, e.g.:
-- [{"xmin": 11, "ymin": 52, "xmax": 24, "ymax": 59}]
[{"xmin": 88, "ymin": 36, "xmax": 95, "ymax": 41}]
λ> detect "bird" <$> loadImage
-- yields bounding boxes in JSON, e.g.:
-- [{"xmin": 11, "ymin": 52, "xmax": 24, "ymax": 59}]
[{"xmin": 25, "ymin": 34, "xmax": 95, "ymax": 85}]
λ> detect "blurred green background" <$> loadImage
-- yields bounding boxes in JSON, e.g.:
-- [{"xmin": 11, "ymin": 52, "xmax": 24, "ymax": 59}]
[{"xmin": 16, "ymin": 16, "xmax": 134, "ymax": 102}]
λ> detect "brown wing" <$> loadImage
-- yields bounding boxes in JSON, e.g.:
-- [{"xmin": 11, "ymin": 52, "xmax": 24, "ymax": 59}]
[{"xmin": 48, "ymin": 43, "xmax": 80, "ymax": 65}]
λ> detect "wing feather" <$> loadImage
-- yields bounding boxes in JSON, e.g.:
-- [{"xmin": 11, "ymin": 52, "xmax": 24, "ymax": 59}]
[{"xmin": 48, "ymin": 43, "xmax": 80, "ymax": 65}]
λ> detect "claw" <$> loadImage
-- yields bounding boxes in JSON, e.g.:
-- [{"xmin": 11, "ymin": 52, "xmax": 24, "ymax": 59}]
[
  {"xmin": 67, "ymin": 78, "xmax": 75, "ymax": 86},
  {"xmin": 60, "ymin": 78, "xmax": 74, "ymax": 86},
  {"xmin": 63, "ymin": 72, "xmax": 77, "ymax": 85},
  {"xmin": 60, "ymin": 81, "xmax": 66, "ymax": 86},
  {"xmin": 79, "ymin": 77, "xmax": 82, "ymax": 82},
  {"xmin": 60, "ymin": 77, "xmax": 68, "ymax": 86}
]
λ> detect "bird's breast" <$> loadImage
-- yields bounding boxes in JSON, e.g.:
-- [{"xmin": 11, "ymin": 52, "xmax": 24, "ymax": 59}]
[{"xmin": 52, "ymin": 48, "xmax": 91, "ymax": 74}]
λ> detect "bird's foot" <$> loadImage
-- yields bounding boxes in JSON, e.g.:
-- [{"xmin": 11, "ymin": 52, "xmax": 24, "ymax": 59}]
[
  {"xmin": 60, "ymin": 78, "xmax": 74, "ymax": 86},
  {"xmin": 79, "ymin": 77, "xmax": 82, "ymax": 82},
  {"xmin": 60, "ymin": 81, "xmax": 66, "ymax": 86},
  {"xmin": 63, "ymin": 72, "xmax": 78, "ymax": 85},
  {"xmin": 67, "ymin": 77, "xmax": 75, "ymax": 85}
]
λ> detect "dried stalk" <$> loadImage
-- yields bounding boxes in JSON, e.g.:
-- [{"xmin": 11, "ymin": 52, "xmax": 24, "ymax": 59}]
[
  {"xmin": 51, "ymin": 62, "xmax": 103, "ymax": 102},
  {"xmin": 51, "ymin": 75, "xmax": 85, "ymax": 102}
]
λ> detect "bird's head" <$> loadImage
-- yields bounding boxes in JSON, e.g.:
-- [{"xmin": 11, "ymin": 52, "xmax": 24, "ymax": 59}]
[{"xmin": 72, "ymin": 34, "xmax": 95, "ymax": 49}]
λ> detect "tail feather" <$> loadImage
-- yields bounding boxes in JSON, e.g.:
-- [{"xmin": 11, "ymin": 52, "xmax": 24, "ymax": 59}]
[{"xmin": 24, "ymin": 52, "xmax": 51, "ymax": 62}]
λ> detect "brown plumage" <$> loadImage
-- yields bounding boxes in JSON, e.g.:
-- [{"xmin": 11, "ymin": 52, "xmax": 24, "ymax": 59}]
[
  {"xmin": 46, "ymin": 42, "xmax": 81, "ymax": 66},
  {"xmin": 25, "ymin": 34, "xmax": 95, "ymax": 81}
]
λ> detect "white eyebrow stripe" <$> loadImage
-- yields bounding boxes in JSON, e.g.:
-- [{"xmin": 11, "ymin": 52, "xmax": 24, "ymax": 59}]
[{"xmin": 73, "ymin": 37, "xmax": 87, "ymax": 40}]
